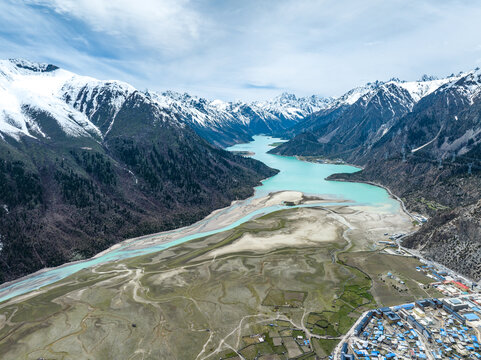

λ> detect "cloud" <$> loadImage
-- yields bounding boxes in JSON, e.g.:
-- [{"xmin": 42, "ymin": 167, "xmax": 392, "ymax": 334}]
[
  {"xmin": 26, "ymin": 0, "xmax": 203, "ymax": 53},
  {"xmin": 1, "ymin": 0, "xmax": 481, "ymax": 101},
  {"xmin": 243, "ymin": 83, "xmax": 280, "ymax": 90}
]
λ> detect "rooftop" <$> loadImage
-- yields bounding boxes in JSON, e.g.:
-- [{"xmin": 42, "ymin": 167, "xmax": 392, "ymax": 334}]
[{"xmin": 464, "ymin": 313, "xmax": 480, "ymax": 321}]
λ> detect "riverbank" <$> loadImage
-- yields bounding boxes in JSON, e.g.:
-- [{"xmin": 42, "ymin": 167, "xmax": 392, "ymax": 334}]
[
  {"xmin": 325, "ymin": 177, "xmax": 417, "ymax": 220},
  {"xmin": 0, "ymin": 190, "xmax": 338, "ymax": 303},
  {"xmin": 203, "ymin": 202, "xmax": 413, "ymax": 259},
  {"xmin": 0, "ymin": 135, "xmax": 402, "ymax": 304},
  {"xmin": 0, "ymin": 193, "xmax": 422, "ymax": 360},
  {"xmin": 94, "ymin": 190, "xmax": 338, "ymax": 254}
]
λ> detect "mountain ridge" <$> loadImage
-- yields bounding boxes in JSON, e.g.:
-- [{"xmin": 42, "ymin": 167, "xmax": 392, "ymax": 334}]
[
  {"xmin": 0, "ymin": 59, "xmax": 278, "ymax": 282},
  {"xmin": 1, "ymin": 58, "xmax": 338, "ymax": 147},
  {"xmin": 2, "ymin": 58, "xmax": 481, "ymax": 281},
  {"xmin": 269, "ymin": 68, "xmax": 481, "ymax": 280}
]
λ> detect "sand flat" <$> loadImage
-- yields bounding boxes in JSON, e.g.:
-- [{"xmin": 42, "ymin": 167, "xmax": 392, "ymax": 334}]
[
  {"xmin": 103, "ymin": 190, "xmax": 337, "ymax": 252},
  {"xmin": 208, "ymin": 208, "xmax": 342, "ymax": 257},
  {"xmin": 205, "ymin": 201, "xmax": 414, "ymax": 258}
]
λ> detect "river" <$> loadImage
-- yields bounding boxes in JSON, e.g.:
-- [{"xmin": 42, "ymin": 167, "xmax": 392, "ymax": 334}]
[{"xmin": 0, "ymin": 136, "xmax": 397, "ymax": 303}]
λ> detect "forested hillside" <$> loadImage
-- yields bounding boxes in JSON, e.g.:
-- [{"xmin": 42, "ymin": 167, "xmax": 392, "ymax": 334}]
[{"xmin": 0, "ymin": 60, "xmax": 277, "ymax": 281}]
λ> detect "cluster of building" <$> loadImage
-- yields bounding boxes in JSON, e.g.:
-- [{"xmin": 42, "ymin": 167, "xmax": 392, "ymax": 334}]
[
  {"xmin": 434, "ymin": 282, "xmax": 474, "ymax": 297},
  {"xmin": 339, "ymin": 295, "xmax": 481, "ymax": 360},
  {"xmin": 416, "ymin": 265, "xmax": 477, "ymax": 296},
  {"xmin": 377, "ymin": 232, "xmax": 407, "ymax": 254}
]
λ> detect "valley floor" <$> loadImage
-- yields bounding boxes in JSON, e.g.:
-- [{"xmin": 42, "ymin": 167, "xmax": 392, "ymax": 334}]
[{"xmin": 0, "ymin": 191, "xmax": 442, "ymax": 360}]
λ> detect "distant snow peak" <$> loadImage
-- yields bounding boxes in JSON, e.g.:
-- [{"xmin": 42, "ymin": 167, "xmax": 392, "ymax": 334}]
[
  {"xmin": 275, "ymin": 92, "xmax": 297, "ymax": 102},
  {"xmin": 0, "ymin": 59, "xmax": 106, "ymax": 140},
  {"xmin": 419, "ymin": 74, "xmax": 438, "ymax": 82},
  {"xmin": 443, "ymin": 68, "xmax": 481, "ymax": 104},
  {"xmin": 334, "ymin": 75, "xmax": 456, "ymax": 107},
  {"xmin": 147, "ymin": 88, "xmax": 333, "ymax": 129},
  {"xmin": 9, "ymin": 58, "xmax": 59, "ymax": 73},
  {"xmin": 2, "ymin": 58, "xmax": 481, "ymax": 147}
]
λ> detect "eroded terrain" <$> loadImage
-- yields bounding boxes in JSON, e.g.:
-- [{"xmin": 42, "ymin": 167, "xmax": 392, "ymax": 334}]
[{"xmin": 0, "ymin": 205, "xmax": 440, "ymax": 359}]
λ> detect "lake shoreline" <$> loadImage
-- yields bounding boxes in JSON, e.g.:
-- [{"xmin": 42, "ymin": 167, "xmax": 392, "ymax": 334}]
[
  {"xmin": 0, "ymin": 190, "xmax": 342, "ymax": 304},
  {"xmin": 0, "ymin": 135, "xmax": 404, "ymax": 304}
]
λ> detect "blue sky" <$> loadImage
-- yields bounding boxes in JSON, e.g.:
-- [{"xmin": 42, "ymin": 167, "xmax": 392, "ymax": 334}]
[{"xmin": 1, "ymin": 0, "xmax": 481, "ymax": 101}]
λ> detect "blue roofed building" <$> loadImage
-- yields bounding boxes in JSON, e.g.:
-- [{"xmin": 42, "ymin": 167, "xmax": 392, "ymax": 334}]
[{"xmin": 464, "ymin": 313, "xmax": 480, "ymax": 321}]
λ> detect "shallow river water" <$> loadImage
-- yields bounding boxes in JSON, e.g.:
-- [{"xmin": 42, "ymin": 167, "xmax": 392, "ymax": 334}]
[{"xmin": 0, "ymin": 136, "xmax": 398, "ymax": 303}]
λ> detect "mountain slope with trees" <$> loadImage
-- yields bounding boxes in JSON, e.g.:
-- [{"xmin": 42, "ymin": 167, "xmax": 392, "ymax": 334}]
[
  {"xmin": 318, "ymin": 70, "xmax": 481, "ymax": 280},
  {"xmin": 0, "ymin": 59, "xmax": 277, "ymax": 281}
]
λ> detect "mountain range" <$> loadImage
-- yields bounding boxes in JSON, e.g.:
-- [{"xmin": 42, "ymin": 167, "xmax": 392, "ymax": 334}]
[
  {"xmin": 0, "ymin": 59, "xmax": 283, "ymax": 281},
  {"xmin": 144, "ymin": 90, "xmax": 331, "ymax": 147},
  {"xmin": 270, "ymin": 75, "xmax": 459, "ymax": 160},
  {"xmin": 1, "ymin": 58, "xmax": 481, "ymax": 281},
  {"xmin": 270, "ymin": 68, "xmax": 481, "ymax": 280}
]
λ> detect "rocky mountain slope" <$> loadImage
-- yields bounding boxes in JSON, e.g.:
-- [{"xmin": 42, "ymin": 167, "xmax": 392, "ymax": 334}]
[
  {"xmin": 403, "ymin": 199, "xmax": 481, "ymax": 280},
  {"xmin": 0, "ymin": 59, "xmax": 277, "ymax": 281},
  {"xmin": 270, "ymin": 76, "xmax": 455, "ymax": 161},
  {"xmin": 296, "ymin": 70, "xmax": 481, "ymax": 280},
  {"xmin": 146, "ymin": 91, "xmax": 332, "ymax": 147}
]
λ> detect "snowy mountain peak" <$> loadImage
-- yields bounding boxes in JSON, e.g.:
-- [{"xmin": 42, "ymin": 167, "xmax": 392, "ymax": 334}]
[
  {"xmin": 209, "ymin": 99, "xmax": 230, "ymax": 111},
  {"xmin": 0, "ymin": 60, "xmax": 146, "ymax": 141},
  {"xmin": 439, "ymin": 68, "xmax": 481, "ymax": 104},
  {"xmin": 275, "ymin": 92, "xmax": 298, "ymax": 102},
  {"xmin": 145, "ymin": 89, "xmax": 334, "ymax": 132},
  {"xmin": 419, "ymin": 74, "xmax": 438, "ymax": 82},
  {"xmin": 161, "ymin": 90, "xmax": 193, "ymax": 102},
  {"xmin": 257, "ymin": 92, "xmax": 333, "ymax": 112},
  {"xmin": 332, "ymin": 82, "xmax": 378, "ymax": 106},
  {"xmin": 458, "ymin": 67, "xmax": 481, "ymax": 83},
  {"xmin": 8, "ymin": 58, "xmax": 59, "ymax": 73},
  {"xmin": 332, "ymin": 75, "xmax": 456, "ymax": 108},
  {"xmin": 394, "ymin": 77, "xmax": 454, "ymax": 102}
]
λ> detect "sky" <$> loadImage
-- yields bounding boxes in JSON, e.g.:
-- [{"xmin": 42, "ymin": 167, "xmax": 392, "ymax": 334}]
[{"xmin": 1, "ymin": 0, "xmax": 481, "ymax": 101}]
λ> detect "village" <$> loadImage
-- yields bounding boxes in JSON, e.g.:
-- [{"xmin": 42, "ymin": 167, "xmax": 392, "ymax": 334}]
[
  {"xmin": 335, "ymin": 230, "xmax": 481, "ymax": 360},
  {"xmin": 216, "ymin": 225, "xmax": 481, "ymax": 360},
  {"xmin": 219, "ymin": 262, "xmax": 481, "ymax": 360},
  {"xmin": 337, "ymin": 260, "xmax": 481, "ymax": 360}
]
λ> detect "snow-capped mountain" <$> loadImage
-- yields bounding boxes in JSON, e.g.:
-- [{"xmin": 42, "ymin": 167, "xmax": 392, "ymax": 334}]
[
  {"xmin": 2, "ymin": 58, "xmax": 478, "ymax": 157},
  {"xmin": 0, "ymin": 59, "xmax": 277, "ymax": 282},
  {"xmin": 253, "ymin": 92, "xmax": 334, "ymax": 120},
  {"xmin": 0, "ymin": 59, "xmax": 333, "ymax": 147},
  {"xmin": 326, "ymin": 76, "xmax": 456, "ymax": 111},
  {"xmin": 374, "ymin": 68, "xmax": 481, "ymax": 159},
  {"xmin": 270, "ymin": 73, "xmax": 464, "ymax": 160},
  {"xmin": 145, "ymin": 90, "xmax": 333, "ymax": 146},
  {"xmin": 0, "ymin": 59, "xmax": 104, "ymax": 140},
  {"xmin": 61, "ymin": 77, "xmax": 137, "ymax": 136},
  {"xmin": 435, "ymin": 68, "xmax": 481, "ymax": 105}
]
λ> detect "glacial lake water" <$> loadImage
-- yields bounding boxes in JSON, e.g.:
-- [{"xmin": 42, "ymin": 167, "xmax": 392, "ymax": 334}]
[
  {"xmin": 0, "ymin": 135, "xmax": 397, "ymax": 303},
  {"xmin": 228, "ymin": 135, "xmax": 396, "ymax": 206}
]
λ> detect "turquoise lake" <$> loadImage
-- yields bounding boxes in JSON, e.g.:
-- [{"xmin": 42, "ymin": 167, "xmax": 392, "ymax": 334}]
[
  {"xmin": 0, "ymin": 135, "xmax": 397, "ymax": 303},
  {"xmin": 228, "ymin": 135, "xmax": 397, "ymax": 207}
]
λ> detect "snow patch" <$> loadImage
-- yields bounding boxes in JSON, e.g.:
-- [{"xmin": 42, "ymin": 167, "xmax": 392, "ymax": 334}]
[{"xmin": 0, "ymin": 59, "xmax": 102, "ymax": 139}]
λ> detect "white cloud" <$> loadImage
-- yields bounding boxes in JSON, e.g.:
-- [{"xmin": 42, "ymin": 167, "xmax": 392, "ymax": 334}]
[
  {"xmin": 27, "ymin": 0, "xmax": 203, "ymax": 53},
  {"xmin": 1, "ymin": 0, "xmax": 481, "ymax": 101}
]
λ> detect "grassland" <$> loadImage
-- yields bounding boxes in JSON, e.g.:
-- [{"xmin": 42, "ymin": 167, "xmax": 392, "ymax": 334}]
[
  {"xmin": 0, "ymin": 205, "xmax": 438, "ymax": 359},
  {"xmin": 340, "ymin": 251, "xmax": 442, "ymax": 307}
]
